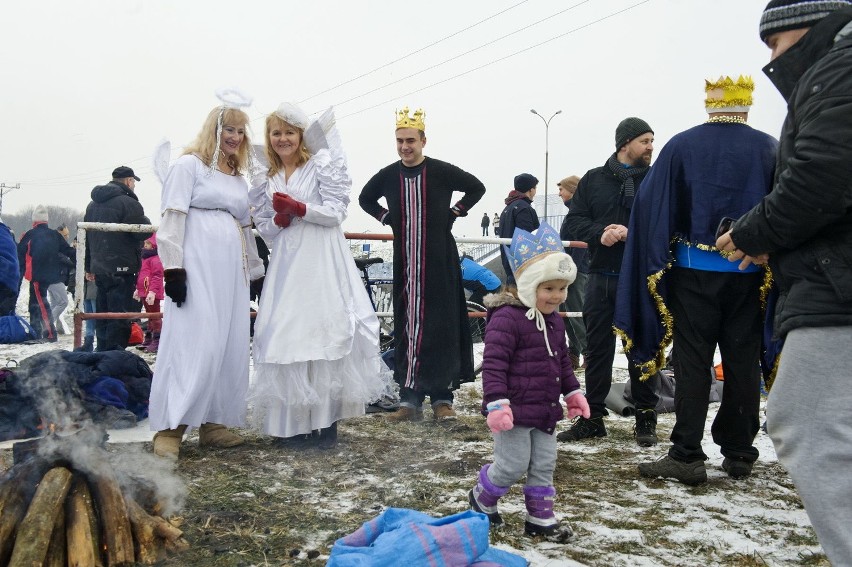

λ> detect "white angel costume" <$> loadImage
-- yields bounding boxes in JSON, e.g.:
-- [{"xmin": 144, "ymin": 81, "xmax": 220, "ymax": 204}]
[
  {"xmin": 149, "ymin": 154, "xmax": 264, "ymax": 430},
  {"xmin": 249, "ymin": 110, "xmax": 387, "ymax": 437}
]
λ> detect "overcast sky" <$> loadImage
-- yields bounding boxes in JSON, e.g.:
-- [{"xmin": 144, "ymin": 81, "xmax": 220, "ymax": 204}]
[{"xmin": 1, "ymin": 0, "xmax": 785, "ymax": 237}]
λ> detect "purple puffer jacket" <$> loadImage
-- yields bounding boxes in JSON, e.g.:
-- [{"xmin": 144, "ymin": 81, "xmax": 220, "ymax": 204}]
[{"xmin": 481, "ymin": 292, "xmax": 581, "ymax": 434}]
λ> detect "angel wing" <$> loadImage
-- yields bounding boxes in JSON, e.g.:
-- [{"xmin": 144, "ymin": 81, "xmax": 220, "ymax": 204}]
[
  {"xmin": 152, "ymin": 138, "xmax": 172, "ymax": 185},
  {"xmin": 303, "ymin": 107, "xmax": 342, "ymax": 156}
]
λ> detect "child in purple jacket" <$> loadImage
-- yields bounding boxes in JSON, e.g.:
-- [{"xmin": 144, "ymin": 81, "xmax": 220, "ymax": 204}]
[{"xmin": 469, "ymin": 222, "xmax": 589, "ymax": 542}]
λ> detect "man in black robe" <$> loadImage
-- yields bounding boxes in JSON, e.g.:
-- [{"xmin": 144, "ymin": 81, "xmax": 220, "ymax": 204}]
[{"xmin": 360, "ymin": 107, "xmax": 486, "ymax": 422}]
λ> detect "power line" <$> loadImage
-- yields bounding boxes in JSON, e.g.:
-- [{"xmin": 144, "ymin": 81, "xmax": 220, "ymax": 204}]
[
  {"xmin": 339, "ymin": 0, "xmax": 652, "ymax": 121},
  {"xmin": 296, "ymin": 0, "xmax": 530, "ymax": 105},
  {"xmin": 330, "ymin": 0, "xmax": 593, "ymax": 109}
]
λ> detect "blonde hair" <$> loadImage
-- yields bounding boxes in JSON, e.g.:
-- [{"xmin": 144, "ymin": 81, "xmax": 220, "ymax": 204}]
[
  {"xmin": 264, "ymin": 113, "xmax": 311, "ymax": 177},
  {"xmin": 183, "ymin": 106, "xmax": 252, "ymax": 174}
]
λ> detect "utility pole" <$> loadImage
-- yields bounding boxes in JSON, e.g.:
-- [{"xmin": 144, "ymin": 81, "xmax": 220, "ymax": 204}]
[{"xmin": 0, "ymin": 183, "xmax": 20, "ymax": 216}]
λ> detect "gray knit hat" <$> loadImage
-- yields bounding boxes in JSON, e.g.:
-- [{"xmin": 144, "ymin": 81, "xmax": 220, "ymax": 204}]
[
  {"xmin": 759, "ymin": 0, "xmax": 852, "ymax": 41},
  {"xmin": 32, "ymin": 205, "xmax": 49, "ymax": 223},
  {"xmin": 615, "ymin": 117, "xmax": 653, "ymax": 150}
]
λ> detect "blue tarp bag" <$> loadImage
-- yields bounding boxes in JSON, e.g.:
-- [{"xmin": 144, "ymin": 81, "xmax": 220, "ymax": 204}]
[
  {"xmin": 0, "ymin": 313, "xmax": 38, "ymax": 344},
  {"xmin": 328, "ymin": 508, "xmax": 528, "ymax": 567}
]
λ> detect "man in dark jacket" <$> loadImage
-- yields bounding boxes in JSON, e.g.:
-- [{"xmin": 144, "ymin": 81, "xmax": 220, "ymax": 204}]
[
  {"xmin": 84, "ymin": 166, "xmax": 152, "ymax": 351},
  {"xmin": 498, "ymin": 173, "xmax": 540, "ymax": 285},
  {"xmin": 716, "ymin": 2, "xmax": 852, "ymax": 561},
  {"xmin": 561, "ymin": 117, "xmax": 659, "ymax": 446},
  {"xmin": 16, "ymin": 205, "xmax": 75, "ymax": 340}
]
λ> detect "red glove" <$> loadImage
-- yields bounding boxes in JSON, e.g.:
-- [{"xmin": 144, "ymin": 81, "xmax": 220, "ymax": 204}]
[
  {"xmin": 273, "ymin": 193, "xmax": 307, "ymax": 217},
  {"xmin": 486, "ymin": 399, "xmax": 514, "ymax": 433},
  {"xmin": 565, "ymin": 391, "xmax": 590, "ymax": 419},
  {"xmin": 274, "ymin": 213, "xmax": 292, "ymax": 228}
]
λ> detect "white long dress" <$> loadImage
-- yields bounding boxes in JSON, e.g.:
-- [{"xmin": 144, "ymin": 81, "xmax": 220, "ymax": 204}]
[
  {"xmin": 249, "ymin": 148, "xmax": 388, "ymax": 437},
  {"xmin": 149, "ymin": 154, "xmax": 263, "ymax": 430}
]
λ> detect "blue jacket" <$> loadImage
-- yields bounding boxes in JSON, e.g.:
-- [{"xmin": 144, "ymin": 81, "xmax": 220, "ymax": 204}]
[
  {"xmin": 460, "ymin": 256, "xmax": 501, "ymax": 292},
  {"xmin": 0, "ymin": 222, "xmax": 19, "ymax": 292},
  {"xmin": 17, "ymin": 223, "xmax": 75, "ymax": 285}
]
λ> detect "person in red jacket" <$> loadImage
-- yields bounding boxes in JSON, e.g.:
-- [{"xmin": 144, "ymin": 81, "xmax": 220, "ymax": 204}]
[{"xmin": 133, "ymin": 234, "xmax": 164, "ymax": 353}]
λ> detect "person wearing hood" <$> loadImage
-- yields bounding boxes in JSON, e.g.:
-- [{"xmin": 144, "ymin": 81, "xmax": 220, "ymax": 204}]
[
  {"xmin": 715, "ymin": 1, "xmax": 852, "ymax": 561},
  {"xmin": 83, "ymin": 166, "xmax": 152, "ymax": 351},
  {"xmin": 17, "ymin": 205, "xmax": 75, "ymax": 340},
  {"xmin": 133, "ymin": 234, "xmax": 164, "ymax": 353},
  {"xmin": 497, "ymin": 173, "xmax": 541, "ymax": 285},
  {"xmin": 469, "ymin": 222, "xmax": 588, "ymax": 542}
]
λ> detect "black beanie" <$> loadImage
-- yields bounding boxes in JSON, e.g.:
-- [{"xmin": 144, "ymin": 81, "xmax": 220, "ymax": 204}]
[
  {"xmin": 514, "ymin": 173, "xmax": 539, "ymax": 192},
  {"xmin": 759, "ymin": 0, "xmax": 852, "ymax": 41},
  {"xmin": 614, "ymin": 117, "xmax": 653, "ymax": 150}
]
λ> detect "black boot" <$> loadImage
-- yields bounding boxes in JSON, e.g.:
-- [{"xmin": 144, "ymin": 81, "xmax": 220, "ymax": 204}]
[
  {"xmin": 75, "ymin": 336, "xmax": 95, "ymax": 352},
  {"xmin": 316, "ymin": 422, "xmax": 338, "ymax": 450},
  {"xmin": 634, "ymin": 409, "xmax": 658, "ymax": 447}
]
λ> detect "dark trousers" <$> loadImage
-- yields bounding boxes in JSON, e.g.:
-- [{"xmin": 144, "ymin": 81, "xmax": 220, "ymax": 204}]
[
  {"xmin": 95, "ymin": 273, "xmax": 137, "ymax": 351},
  {"xmin": 27, "ymin": 281, "xmax": 56, "ymax": 340},
  {"xmin": 561, "ymin": 271, "xmax": 588, "ymax": 358},
  {"xmin": 584, "ymin": 273, "xmax": 658, "ymax": 417},
  {"xmin": 399, "ymin": 386, "xmax": 454, "ymax": 408},
  {"xmin": 667, "ymin": 268, "xmax": 762, "ymax": 463}
]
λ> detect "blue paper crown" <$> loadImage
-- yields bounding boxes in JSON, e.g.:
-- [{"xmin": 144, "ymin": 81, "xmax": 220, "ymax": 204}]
[{"xmin": 505, "ymin": 221, "xmax": 564, "ymax": 275}]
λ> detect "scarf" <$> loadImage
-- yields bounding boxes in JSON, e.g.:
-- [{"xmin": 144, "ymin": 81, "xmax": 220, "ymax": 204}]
[{"xmin": 606, "ymin": 153, "xmax": 648, "ymax": 209}]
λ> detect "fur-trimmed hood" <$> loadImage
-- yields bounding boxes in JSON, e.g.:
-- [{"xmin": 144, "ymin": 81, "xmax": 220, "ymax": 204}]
[{"xmin": 483, "ymin": 291, "xmax": 525, "ymax": 310}]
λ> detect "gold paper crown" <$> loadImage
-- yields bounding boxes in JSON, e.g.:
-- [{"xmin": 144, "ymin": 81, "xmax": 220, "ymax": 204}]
[
  {"xmin": 395, "ymin": 107, "xmax": 426, "ymax": 131},
  {"xmin": 705, "ymin": 75, "xmax": 754, "ymax": 111}
]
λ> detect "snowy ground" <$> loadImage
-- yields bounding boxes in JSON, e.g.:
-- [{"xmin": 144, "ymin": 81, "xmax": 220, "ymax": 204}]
[{"xmin": 0, "ymin": 330, "xmax": 828, "ymax": 566}]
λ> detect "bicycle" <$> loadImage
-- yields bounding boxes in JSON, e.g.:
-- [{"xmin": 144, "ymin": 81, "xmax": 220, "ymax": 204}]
[{"xmin": 354, "ymin": 256, "xmax": 394, "ymax": 352}]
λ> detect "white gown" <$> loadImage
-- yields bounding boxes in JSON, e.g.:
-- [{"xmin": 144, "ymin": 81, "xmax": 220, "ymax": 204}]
[
  {"xmin": 249, "ymin": 148, "xmax": 388, "ymax": 437},
  {"xmin": 149, "ymin": 154, "xmax": 263, "ymax": 430}
]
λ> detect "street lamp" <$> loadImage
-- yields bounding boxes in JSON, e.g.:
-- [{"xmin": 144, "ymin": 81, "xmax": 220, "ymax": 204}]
[{"xmin": 530, "ymin": 109, "xmax": 562, "ymax": 222}]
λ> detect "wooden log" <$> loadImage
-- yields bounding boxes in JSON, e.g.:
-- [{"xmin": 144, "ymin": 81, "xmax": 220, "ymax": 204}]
[
  {"xmin": 66, "ymin": 476, "xmax": 103, "ymax": 567},
  {"xmin": 0, "ymin": 458, "xmax": 59, "ymax": 566},
  {"xmin": 126, "ymin": 498, "xmax": 165, "ymax": 564},
  {"xmin": 7, "ymin": 466, "xmax": 74, "ymax": 567},
  {"xmin": 45, "ymin": 497, "xmax": 67, "ymax": 567},
  {"xmin": 87, "ymin": 469, "xmax": 135, "ymax": 566}
]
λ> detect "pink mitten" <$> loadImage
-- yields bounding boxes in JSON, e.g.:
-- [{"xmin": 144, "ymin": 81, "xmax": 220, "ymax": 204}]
[
  {"xmin": 565, "ymin": 391, "xmax": 590, "ymax": 419},
  {"xmin": 486, "ymin": 399, "xmax": 514, "ymax": 433}
]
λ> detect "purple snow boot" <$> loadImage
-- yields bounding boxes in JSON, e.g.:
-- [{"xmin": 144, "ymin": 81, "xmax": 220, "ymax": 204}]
[
  {"xmin": 523, "ymin": 485, "xmax": 573, "ymax": 543},
  {"xmin": 468, "ymin": 464, "xmax": 511, "ymax": 527},
  {"xmin": 144, "ymin": 333, "xmax": 160, "ymax": 353}
]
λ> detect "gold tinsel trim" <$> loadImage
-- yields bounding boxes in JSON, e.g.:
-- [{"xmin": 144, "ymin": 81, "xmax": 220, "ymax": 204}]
[
  {"xmin": 705, "ymin": 99, "xmax": 752, "ymax": 109},
  {"xmin": 615, "ymin": 259, "xmax": 674, "ymax": 382},
  {"xmin": 758, "ymin": 266, "xmax": 781, "ymax": 392},
  {"xmin": 706, "ymin": 116, "xmax": 749, "ymax": 125}
]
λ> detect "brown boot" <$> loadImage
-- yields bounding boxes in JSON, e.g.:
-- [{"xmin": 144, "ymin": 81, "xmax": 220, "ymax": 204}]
[
  {"xmin": 385, "ymin": 406, "xmax": 423, "ymax": 423},
  {"xmin": 433, "ymin": 404, "xmax": 457, "ymax": 421},
  {"xmin": 199, "ymin": 423, "xmax": 245, "ymax": 448},
  {"xmin": 153, "ymin": 425, "xmax": 187, "ymax": 460}
]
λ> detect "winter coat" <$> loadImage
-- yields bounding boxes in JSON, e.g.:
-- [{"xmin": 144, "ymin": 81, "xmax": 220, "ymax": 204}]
[
  {"xmin": 481, "ymin": 292, "xmax": 581, "ymax": 433},
  {"xmin": 83, "ymin": 181, "xmax": 151, "ymax": 276},
  {"xmin": 566, "ymin": 161, "xmax": 648, "ymax": 274},
  {"xmin": 498, "ymin": 192, "xmax": 540, "ymax": 283},
  {"xmin": 733, "ymin": 10, "xmax": 852, "ymax": 338},
  {"xmin": 480, "ymin": 214, "xmax": 490, "ymax": 228},
  {"xmin": 0, "ymin": 222, "xmax": 19, "ymax": 293},
  {"xmin": 16, "ymin": 223, "xmax": 75, "ymax": 285},
  {"xmin": 559, "ymin": 199, "xmax": 590, "ymax": 274},
  {"xmin": 136, "ymin": 243, "xmax": 164, "ymax": 300}
]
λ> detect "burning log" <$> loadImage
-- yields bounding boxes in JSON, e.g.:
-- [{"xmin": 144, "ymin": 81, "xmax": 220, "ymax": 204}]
[{"xmin": 0, "ymin": 430, "xmax": 188, "ymax": 566}]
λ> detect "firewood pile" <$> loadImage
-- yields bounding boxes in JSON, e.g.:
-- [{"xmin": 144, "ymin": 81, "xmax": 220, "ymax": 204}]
[{"xmin": 0, "ymin": 427, "xmax": 188, "ymax": 566}]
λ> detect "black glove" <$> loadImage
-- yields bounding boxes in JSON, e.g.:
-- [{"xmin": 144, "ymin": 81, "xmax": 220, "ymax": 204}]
[
  {"xmin": 250, "ymin": 276, "xmax": 265, "ymax": 301},
  {"xmin": 164, "ymin": 268, "xmax": 187, "ymax": 307}
]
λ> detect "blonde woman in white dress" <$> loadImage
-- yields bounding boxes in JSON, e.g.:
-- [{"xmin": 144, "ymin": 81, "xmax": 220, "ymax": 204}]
[
  {"xmin": 249, "ymin": 103, "xmax": 387, "ymax": 449},
  {"xmin": 150, "ymin": 101, "xmax": 265, "ymax": 459}
]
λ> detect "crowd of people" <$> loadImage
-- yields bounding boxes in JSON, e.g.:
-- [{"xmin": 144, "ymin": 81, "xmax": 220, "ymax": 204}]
[{"xmin": 2, "ymin": 0, "xmax": 850, "ymax": 559}]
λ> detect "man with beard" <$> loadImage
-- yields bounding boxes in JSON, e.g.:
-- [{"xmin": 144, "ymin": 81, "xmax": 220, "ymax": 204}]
[
  {"xmin": 360, "ymin": 107, "xmax": 486, "ymax": 422},
  {"xmin": 559, "ymin": 117, "xmax": 660, "ymax": 446}
]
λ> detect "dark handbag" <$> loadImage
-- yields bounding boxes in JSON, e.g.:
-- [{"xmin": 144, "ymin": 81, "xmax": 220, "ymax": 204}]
[{"xmin": 0, "ymin": 313, "xmax": 38, "ymax": 344}]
